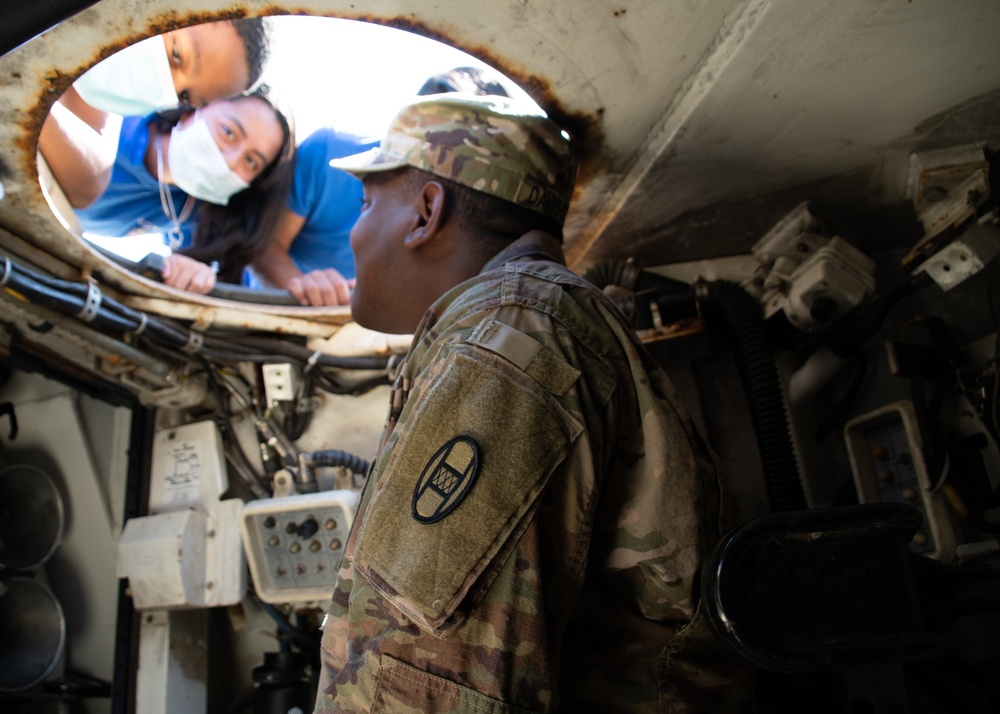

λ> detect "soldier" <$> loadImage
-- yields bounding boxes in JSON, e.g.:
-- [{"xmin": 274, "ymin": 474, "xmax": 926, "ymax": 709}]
[{"xmin": 314, "ymin": 93, "xmax": 753, "ymax": 712}]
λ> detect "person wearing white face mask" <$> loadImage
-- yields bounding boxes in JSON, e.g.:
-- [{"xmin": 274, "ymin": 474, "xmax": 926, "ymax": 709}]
[
  {"xmin": 68, "ymin": 19, "xmax": 269, "ymax": 121},
  {"xmin": 39, "ymin": 86, "xmax": 296, "ymax": 294}
]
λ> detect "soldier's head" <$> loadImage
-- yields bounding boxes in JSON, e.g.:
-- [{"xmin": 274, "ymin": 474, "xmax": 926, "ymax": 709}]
[
  {"xmin": 416, "ymin": 66, "xmax": 514, "ymax": 98},
  {"xmin": 330, "ymin": 94, "xmax": 577, "ymax": 333}
]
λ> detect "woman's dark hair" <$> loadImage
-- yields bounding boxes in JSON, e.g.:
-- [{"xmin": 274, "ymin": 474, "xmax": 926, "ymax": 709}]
[{"xmin": 154, "ymin": 84, "xmax": 296, "ymax": 283}]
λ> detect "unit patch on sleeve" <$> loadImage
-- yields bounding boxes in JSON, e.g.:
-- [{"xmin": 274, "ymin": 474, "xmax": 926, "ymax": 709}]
[{"xmin": 411, "ymin": 436, "xmax": 480, "ymax": 524}]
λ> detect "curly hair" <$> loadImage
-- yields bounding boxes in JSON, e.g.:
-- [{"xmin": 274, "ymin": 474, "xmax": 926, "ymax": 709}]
[{"xmin": 231, "ymin": 17, "xmax": 271, "ymax": 90}]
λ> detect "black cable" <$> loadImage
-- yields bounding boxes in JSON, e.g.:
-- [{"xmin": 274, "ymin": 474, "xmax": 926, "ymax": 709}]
[
  {"xmin": 233, "ymin": 335, "xmax": 390, "ymax": 370},
  {"xmin": 198, "ymin": 348, "xmax": 295, "ymax": 364},
  {"xmin": 4, "ymin": 270, "xmax": 136, "ymax": 333},
  {"xmin": 3, "ymin": 264, "xmax": 214, "ymax": 359},
  {"xmin": 260, "ymin": 602, "xmax": 320, "ymax": 654},
  {"xmin": 828, "ymin": 272, "xmax": 933, "ymax": 356},
  {"xmin": 199, "ymin": 359, "xmax": 271, "ymax": 497},
  {"xmin": 312, "ymin": 370, "xmax": 390, "ymax": 396},
  {"xmin": 8, "ymin": 262, "xmax": 146, "ymax": 332},
  {"xmin": 0, "ymin": 257, "xmax": 393, "ymax": 375},
  {"xmin": 282, "ymin": 377, "xmax": 312, "ymax": 442},
  {"xmin": 208, "ymin": 283, "xmax": 300, "ymax": 306}
]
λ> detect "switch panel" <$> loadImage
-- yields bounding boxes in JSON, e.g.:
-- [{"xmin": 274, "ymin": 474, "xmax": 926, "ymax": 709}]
[
  {"xmin": 844, "ymin": 401, "xmax": 959, "ymax": 562},
  {"xmin": 240, "ymin": 490, "xmax": 359, "ymax": 604}
]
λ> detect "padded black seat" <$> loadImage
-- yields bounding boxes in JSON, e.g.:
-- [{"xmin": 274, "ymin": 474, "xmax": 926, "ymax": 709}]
[{"xmin": 701, "ymin": 502, "xmax": 1000, "ymax": 671}]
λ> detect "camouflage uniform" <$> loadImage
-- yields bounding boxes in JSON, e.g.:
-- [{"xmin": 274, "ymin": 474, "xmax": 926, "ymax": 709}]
[{"xmin": 316, "ymin": 95, "xmax": 752, "ymax": 713}]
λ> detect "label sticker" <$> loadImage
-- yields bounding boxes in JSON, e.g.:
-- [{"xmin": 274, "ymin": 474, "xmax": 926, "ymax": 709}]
[{"xmin": 162, "ymin": 437, "xmax": 203, "ymax": 505}]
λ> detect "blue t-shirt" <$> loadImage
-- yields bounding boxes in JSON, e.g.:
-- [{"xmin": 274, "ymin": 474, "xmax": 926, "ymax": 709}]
[
  {"xmin": 75, "ymin": 115, "xmax": 197, "ymax": 248},
  {"xmin": 284, "ymin": 128, "xmax": 377, "ymax": 279}
]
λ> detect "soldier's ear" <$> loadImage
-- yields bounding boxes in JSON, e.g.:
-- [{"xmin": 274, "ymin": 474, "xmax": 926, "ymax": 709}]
[{"xmin": 405, "ymin": 180, "xmax": 446, "ymax": 248}]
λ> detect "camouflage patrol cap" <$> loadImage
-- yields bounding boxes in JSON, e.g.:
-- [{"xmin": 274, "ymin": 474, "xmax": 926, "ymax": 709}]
[{"xmin": 329, "ymin": 93, "xmax": 577, "ymax": 224}]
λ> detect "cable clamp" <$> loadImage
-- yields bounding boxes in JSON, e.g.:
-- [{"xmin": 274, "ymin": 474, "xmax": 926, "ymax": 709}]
[
  {"xmin": 182, "ymin": 330, "xmax": 204, "ymax": 354},
  {"xmin": 0, "ymin": 256, "xmax": 11, "ymax": 288},
  {"xmin": 77, "ymin": 281, "xmax": 102, "ymax": 322},
  {"xmin": 132, "ymin": 312, "xmax": 149, "ymax": 336},
  {"xmin": 305, "ymin": 350, "xmax": 322, "ymax": 372}
]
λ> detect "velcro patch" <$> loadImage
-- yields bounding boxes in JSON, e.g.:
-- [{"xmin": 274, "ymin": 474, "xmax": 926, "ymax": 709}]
[
  {"xmin": 412, "ymin": 436, "xmax": 480, "ymax": 524},
  {"xmin": 467, "ymin": 320, "xmax": 580, "ymax": 396},
  {"xmin": 352, "ymin": 345, "xmax": 584, "ymax": 636}
]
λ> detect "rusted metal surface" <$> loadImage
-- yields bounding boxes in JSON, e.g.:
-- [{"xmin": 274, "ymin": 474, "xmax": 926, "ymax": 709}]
[
  {"xmin": 0, "ymin": 0, "xmax": 620, "ymax": 332},
  {"xmin": 0, "ymin": 0, "xmax": 998, "ymax": 332},
  {"xmin": 17, "ymin": 8, "xmax": 257, "ymax": 179},
  {"xmin": 343, "ymin": 13, "xmax": 604, "ymax": 185}
]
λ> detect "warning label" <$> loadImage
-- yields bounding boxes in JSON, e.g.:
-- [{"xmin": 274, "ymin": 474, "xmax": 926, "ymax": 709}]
[{"xmin": 162, "ymin": 438, "xmax": 203, "ymax": 504}]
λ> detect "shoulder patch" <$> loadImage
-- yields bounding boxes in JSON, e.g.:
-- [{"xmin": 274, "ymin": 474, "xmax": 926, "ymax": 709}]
[
  {"xmin": 411, "ymin": 436, "xmax": 480, "ymax": 524},
  {"xmin": 467, "ymin": 320, "xmax": 581, "ymax": 396}
]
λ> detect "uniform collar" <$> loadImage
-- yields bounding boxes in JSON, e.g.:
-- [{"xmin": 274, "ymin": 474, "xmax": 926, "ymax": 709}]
[{"xmin": 482, "ymin": 231, "xmax": 567, "ymax": 273}]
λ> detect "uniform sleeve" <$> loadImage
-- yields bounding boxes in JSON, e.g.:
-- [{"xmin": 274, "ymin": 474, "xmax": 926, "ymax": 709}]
[
  {"xmin": 597, "ymin": 357, "xmax": 726, "ymax": 623},
  {"xmin": 350, "ymin": 329, "xmax": 585, "ymax": 638}
]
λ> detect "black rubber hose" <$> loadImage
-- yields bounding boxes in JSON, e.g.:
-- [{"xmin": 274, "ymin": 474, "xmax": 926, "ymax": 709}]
[
  {"xmin": 704, "ymin": 280, "xmax": 806, "ymax": 512},
  {"xmin": 209, "ymin": 283, "xmax": 300, "ymax": 306},
  {"xmin": 582, "ymin": 260, "xmax": 623, "ymax": 291},
  {"xmin": 88, "ymin": 245, "xmax": 301, "ymax": 305},
  {"xmin": 310, "ymin": 450, "xmax": 370, "ymax": 476},
  {"xmin": 584, "ymin": 259, "xmax": 697, "ymax": 328}
]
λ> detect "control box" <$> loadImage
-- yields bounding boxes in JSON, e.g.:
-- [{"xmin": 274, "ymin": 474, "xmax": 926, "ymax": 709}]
[
  {"xmin": 844, "ymin": 400, "xmax": 959, "ymax": 562},
  {"xmin": 118, "ymin": 421, "xmax": 246, "ymax": 609},
  {"xmin": 240, "ymin": 490, "xmax": 359, "ymax": 604}
]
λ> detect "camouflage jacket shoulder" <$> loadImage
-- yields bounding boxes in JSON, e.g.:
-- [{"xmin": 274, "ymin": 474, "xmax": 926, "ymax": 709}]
[{"xmin": 314, "ymin": 231, "xmax": 753, "ymax": 714}]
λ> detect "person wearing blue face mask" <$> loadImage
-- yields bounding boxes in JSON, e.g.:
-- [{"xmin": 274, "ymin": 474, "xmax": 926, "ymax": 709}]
[{"xmin": 39, "ymin": 86, "xmax": 296, "ymax": 294}]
